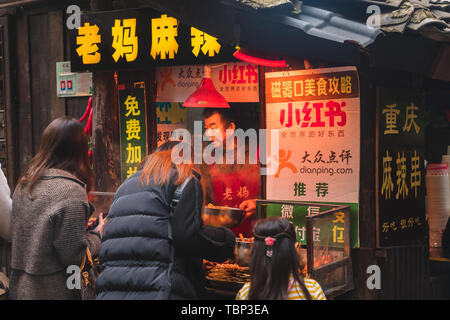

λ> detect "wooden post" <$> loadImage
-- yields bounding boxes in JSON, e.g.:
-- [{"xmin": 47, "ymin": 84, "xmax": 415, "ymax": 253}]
[
  {"xmin": 258, "ymin": 66, "xmax": 266, "ymax": 201},
  {"xmin": 89, "ymin": 0, "xmax": 121, "ymax": 197},
  {"xmin": 339, "ymin": 60, "xmax": 380, "ymax": 300},
  {"xmin": 144, "ymin": 70, "xmax": 157, "ymax": 153},
  {"xmin": 358, "ymin": 65, "xmax": 377, "ymax": 249},
  {"xmin": 91, "ymin": 71, "xmax": 121, "ymax": 192}
]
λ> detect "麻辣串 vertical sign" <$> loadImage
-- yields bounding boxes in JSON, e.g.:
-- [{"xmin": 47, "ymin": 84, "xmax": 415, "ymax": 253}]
[
  {"xmin": 377, "ymin": 88, "xmax": 426, "ymax": 247},
  {"xmin": 265, "ymin": 67, "xmax": 360, "ymax": 248},
  {"xmin": 119, "ymin": 88, "xmax": 147, "ymax": 182}
]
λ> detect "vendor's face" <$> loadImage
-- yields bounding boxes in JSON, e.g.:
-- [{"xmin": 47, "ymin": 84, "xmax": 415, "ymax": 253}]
[{"xmin": 204, "ymin": 113, "xmax": 235, "ymax": 148}]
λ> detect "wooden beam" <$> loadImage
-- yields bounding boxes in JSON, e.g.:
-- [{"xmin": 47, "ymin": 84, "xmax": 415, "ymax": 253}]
[
  {"xmin": 89, "ymin": 0, "xmax": 112, "ymax": 11},
  {"xmin": 0, "ymin": 0, "xmax": 44, "ymax": 9}
]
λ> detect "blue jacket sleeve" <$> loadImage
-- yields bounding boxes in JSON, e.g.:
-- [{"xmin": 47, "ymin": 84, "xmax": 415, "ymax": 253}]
[{"xmin": 170, "ymin": 176, "xmax": 235, "ymax": 262}]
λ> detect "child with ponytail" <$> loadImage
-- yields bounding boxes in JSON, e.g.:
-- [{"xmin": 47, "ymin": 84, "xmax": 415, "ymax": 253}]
[{"xmin": 236, "ymin": 217, "xmax": 326, "ymax": 300}]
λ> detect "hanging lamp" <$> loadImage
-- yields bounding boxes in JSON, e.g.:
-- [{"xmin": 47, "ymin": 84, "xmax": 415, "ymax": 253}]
[{"xmin": 182, "ymin": 65, "xmax": 230, "ymax": 108}]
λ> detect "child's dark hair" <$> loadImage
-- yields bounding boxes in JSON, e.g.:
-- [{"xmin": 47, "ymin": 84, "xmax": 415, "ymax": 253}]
[{"xmin": 249, "ymin": 217, "xmax": 312, "ymax": 300}]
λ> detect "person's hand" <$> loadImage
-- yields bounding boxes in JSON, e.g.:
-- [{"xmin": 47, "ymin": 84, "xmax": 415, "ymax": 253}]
[
  {"xmin": 239, "ymin": 199, "xmax": 257, "ymax": 219},
  {"xmin": 94, "ymin": 213, "xmax": 105, "ymax": 238}
]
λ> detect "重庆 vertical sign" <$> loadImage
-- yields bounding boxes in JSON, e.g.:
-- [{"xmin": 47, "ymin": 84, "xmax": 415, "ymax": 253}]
[
  {"xmin": 377, "ymin": 88, "xmax": 425, "ymax": 247},
  {"xmin": 119, "ymin": 88, "xmax": 147, "ymax": 182},
  {"xmin": 265, "ymin": 66, "xmax": 360, "ymax": 248}
]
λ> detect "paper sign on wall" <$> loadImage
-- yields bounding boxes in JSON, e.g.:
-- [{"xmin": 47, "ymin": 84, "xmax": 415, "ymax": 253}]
[
  {"xmin": 56, "ymin": 61, "xmax": 92, "ymax": 97},
  {"xmin": 265, "ymin": 66, "xmax": 360, "ymax": 247}
]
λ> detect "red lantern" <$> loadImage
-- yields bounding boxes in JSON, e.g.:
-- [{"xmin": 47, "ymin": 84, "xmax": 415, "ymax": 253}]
[{"xmin": 80, "ymin": 97, "xmax": 94, "ymax": 164}]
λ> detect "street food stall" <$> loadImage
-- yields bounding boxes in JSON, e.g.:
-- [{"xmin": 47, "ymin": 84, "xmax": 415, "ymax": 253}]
[
  {"xmin": 0, "ymin": 0, "xmax": 446, "ymax": 302},
  {"xmin": 68, "ymin": 5, "xmax": 360, "ymax": 299},
  {"xmin": 67, "ymin": 0, "xmax": 450, "ymax": 300}
]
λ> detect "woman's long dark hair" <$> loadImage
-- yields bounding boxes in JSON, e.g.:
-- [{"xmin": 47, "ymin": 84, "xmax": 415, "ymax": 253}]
[
  {"xmin": 17, "ymin": 116, "xmax": 93, "ymax": 199},
  {"xmin": 248, "ymin": 217, "xmax": 312, "ymax": 300}
]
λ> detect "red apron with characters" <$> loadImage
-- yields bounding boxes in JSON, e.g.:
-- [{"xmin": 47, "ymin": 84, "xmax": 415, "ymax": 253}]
[{"xmin": 210, "ymin": 163, "xmax": 260, "ymax": 237}]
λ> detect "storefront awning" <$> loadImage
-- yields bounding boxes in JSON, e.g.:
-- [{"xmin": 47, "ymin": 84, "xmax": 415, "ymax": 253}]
[
  {"xmin": 142, "ymin": 0, "xmax": 450, "ymax": 80},
  {"xmin": 142, "ymin": 0, "xmax": 378, "ymax": 66},
  {"xmin": 269, "ymin": 5, "xmax": 383, "ymax": 47}
]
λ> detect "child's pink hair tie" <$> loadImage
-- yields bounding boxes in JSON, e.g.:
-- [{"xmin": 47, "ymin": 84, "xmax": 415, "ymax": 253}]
[
  {"xmin": 265, "ymin": 237, "xmax": 276, "ymax": 246},
  {"xmin": 265, "ymin": 237, "xmax": 276, "ymax": 257}
]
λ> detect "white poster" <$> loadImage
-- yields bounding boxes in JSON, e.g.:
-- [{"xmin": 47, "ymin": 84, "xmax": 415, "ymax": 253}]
[
  {"xmin": 265, "ymin": 67, "xmax": 360, "ymax": 204},
  {"xmin": 156, "ymin": 62, "xmax": 259, "ymax": 103}
]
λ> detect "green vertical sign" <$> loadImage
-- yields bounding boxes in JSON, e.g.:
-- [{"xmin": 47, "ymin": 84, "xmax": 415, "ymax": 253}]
[{"xmin": 119, "ymin": 88, "xmax": 147, "ymax": 182}]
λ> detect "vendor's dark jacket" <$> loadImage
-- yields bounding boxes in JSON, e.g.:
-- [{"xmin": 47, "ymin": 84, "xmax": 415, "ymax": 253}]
[{"xmin": 96, "ymin": 169, "xmax": 236, "ymax": 300}]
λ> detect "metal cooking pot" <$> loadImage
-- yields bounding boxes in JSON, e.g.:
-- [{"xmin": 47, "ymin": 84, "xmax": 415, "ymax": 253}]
[{"xmin": 202, "ymin": 206, "xmax": 245, "ymax": 229}]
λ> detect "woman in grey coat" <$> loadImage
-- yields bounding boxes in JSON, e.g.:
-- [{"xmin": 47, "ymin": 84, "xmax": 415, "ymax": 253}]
[{"xmin": 9, "ymin": 117, "xmax": 105, "ymax": 300}]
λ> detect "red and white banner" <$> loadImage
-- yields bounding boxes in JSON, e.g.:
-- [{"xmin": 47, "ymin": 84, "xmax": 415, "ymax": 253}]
[{"xmin": 156, "ymin": 62, "xmax": 259, "ymax": 103}]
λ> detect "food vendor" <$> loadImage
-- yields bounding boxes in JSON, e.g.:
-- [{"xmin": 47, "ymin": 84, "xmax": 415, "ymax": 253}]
[{"xmin": 197, "ymin": 107, "xmax": 260, "ymax": 238}]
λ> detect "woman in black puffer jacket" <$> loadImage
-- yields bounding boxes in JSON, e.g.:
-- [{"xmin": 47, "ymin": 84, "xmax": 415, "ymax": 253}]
[{"xmin": 96, "ymin": 141, "xmax": 236, "ymax": 300}]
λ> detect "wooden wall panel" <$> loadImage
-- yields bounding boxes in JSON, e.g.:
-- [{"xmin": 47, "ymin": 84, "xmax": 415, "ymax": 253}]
[
  {"xmin": 13, "ymin": 8, "xmax": 84, "ymax": 183},
  {"xmin": 66, "ymin": 97, "xmax": 90, "ymax": 120},
  {"xmin": 14, "ymin": 13, "xmax": 33, "ymax": 179},
  {"xmin": 63, "ymin": 23, "xmax": 90, "ymax": 121},
  {"xmin": 48, "ymin": 10, "xmax": 65, "ymax": 120},
  {"xmin": 29, "ymin": 13, "xmax": 50, "ymax": 153}
]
